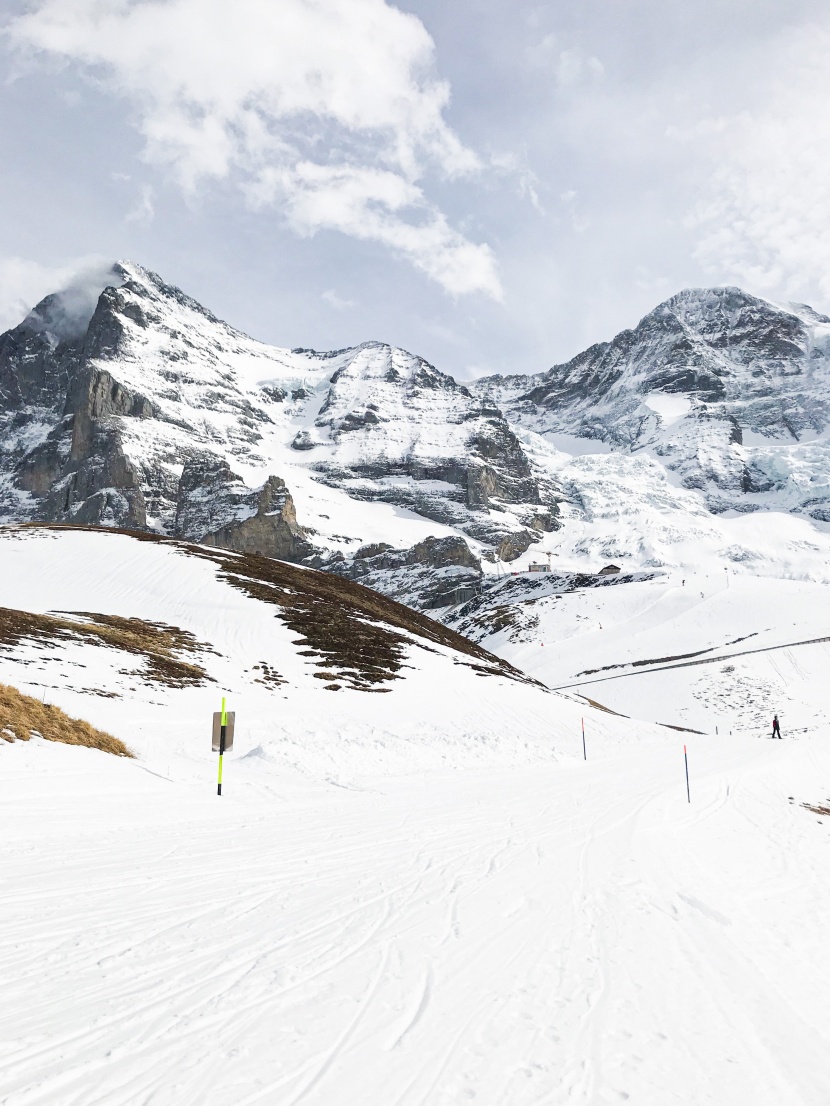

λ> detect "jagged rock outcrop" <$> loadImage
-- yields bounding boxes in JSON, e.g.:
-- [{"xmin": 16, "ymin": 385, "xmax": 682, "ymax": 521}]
[
  {"xmin": 176, "ymin": 459, "xmax": 313, "ymax": 561},
  {"xmin": 495, "ymin": 530, "xmax": 536, "ymax": 562},
  {"xmin": 331, "ymin": 535, "xmax": 483, "ymax": 610},
  {"xmin": 201, "ymin": 475, "xmax": 313, "ymax": 563}
]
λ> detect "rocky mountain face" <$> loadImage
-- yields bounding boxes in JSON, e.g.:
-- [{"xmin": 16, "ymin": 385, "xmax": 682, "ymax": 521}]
[
  {"xmin": 0, "ymin": 263, "xmax": 558, "ymax": 609},
  {"xmin": 3, "ymin": 268, "xmax": 830, "ymax": 616},
  {"xmin": 331, "ymin": 535, "xmax": 483, "ymax": 612},
  {"xmin": 477, "ymin": 287, "xmax": 830, "ymax": 518}
]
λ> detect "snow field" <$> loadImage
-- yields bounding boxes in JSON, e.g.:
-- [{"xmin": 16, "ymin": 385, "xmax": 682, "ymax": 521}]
[
  {"xmin": 2, "ymin": 526, "xmax": 830, "ymax": 1103},
  {"xmin": 0, "ymin": 527, "xmax": 616, "ymax": 778},
  {"xmin": 2, "ymin": 727, "xmax": 830, "ymax": 1105},
  {"xmin": 482, "ymin": 570, "xmax": 830, "ymax": 736}
]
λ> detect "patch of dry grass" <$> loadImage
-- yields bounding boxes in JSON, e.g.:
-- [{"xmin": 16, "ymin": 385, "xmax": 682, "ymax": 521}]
[
  {"xmin": 0, "ymin": 607, "xmax": 214, "ymax": 688},
  {"xmin": 575, "ymin": 693, "xmax": 628, "ymax": 717},
  {"xmin": 0, "ymin": 682, "xmax": 132, "ymax": 756}
]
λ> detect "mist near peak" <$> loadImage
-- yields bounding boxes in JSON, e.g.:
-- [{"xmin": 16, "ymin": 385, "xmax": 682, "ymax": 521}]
[{"xmin": 25, "ymin": 261, "xmax": 124, "ymax": 344}]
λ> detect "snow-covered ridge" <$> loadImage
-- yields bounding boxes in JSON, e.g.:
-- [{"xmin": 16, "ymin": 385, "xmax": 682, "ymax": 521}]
[
  {"xmin": 476, "ymin": 286, "xmax": 830, "ymax": 518},
  {"xmin": 3, "ymin": 265, "xmax": 830, "ymax": 622}
]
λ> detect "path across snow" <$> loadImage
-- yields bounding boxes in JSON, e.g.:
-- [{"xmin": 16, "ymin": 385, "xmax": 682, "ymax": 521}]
[
  {"xmin": 550, "ymin": 631, "xmax": 830, "ymax": 692},
  {"xmin": 3, "ymin": 730, "xmax": 830, "ymax": 1105}
]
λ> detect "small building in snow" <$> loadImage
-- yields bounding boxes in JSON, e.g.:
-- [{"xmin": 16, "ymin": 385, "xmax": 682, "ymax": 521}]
[
  {"xmin": 528, "ymin": 563, "xmax": 551, "ymax": 573},
  {"xmin": 597, "ymin": 564, "xmax": 621, "ymax": 576}
]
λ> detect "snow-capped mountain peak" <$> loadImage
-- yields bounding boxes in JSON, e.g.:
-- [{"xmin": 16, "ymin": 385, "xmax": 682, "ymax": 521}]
[{"xmin": 4, "ymin": 262, "xmax": 830, "ymax": 618}]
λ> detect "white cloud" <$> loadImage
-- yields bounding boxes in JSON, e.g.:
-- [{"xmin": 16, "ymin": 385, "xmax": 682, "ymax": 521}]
[
  {"xmin": 559, "ymin": 190, "xmax": 590, "ymax": 234},
  {"xmin": 554, "ymin": 47, "xmax": 604, "ymax": 87},
  {"xmin": 9, "ymin": 0, "xmax": 501, "ymax": 299},
  {"xmin": 321, "ymin": 289, "xmax": 355, "ymax": 310},
  {"xmin": 490, "ymin": 150, "xmax": 544, "ymax": 214},
  {"xmin": 125, "ymin": 183, "xmax": 155, "ymax": 225},
  {"xmin": 527, "ymin": 35, "xmax": 604, "ymax": 88},
  {"xmin": 0, "ymin": 255, "xmax": 109, "ymax": 332},
  {"xmin": 689, "ymin": 23, "xmax": 830, "ymax": 302},
  {"xmin": 250, "ymin": 161, "xmax": 502, "ymax": 299}
]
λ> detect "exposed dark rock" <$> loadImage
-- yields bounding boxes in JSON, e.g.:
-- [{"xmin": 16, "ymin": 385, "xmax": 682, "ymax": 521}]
[
  {"xmin": 69, "ymin": 368, "xmax": 157, "ymax": 462},
  {"xmin": 331, "ymin": 535, "xmax": 483, "ymax": 610},
  {"xmin": 41, "ymin": 421, "xmax": 148, "ymax": 530},
  {"xmin": 522, "ymin": 508, "xmax": 560, "ymax": 532},
  {"xmin": 354, "ymin": 542, "xmax": 393, "ymax": 559},
  {"xmin": 291, "ymin": 430, "xmax": 315, "ymax": 450},
  {"xmin": 338, "ymin": 409, "xmax": 380, "ymax": 432},
  {"xmin": 496, "ymin": 530, "xmax": 537, "ymax": 562},
  {"xmin": 467, "ymin": 464, "xmax": 499, "ymax": 509},
  {"xmin": 175, "ymin": 459, "xmax": 314, "ymax": 562}
]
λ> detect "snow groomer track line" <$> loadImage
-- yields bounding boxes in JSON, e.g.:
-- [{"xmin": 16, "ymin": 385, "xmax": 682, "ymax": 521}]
[{"xmin": 551, "ymin": 633, "xmax": 830, "ymax": 691}]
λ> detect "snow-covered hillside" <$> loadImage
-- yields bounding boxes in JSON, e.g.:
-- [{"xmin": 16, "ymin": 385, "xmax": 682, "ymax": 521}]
[
  {"xmin": 0, "ymin": 525, "xmax": 568, "ymax": 775},
  {"xmin": 447, "ymin": 444, "xmax": 830, "ymax": 733},
  {"xmin": 3, "ymin": 525, "xmax": 830, "ymax": 1105}
]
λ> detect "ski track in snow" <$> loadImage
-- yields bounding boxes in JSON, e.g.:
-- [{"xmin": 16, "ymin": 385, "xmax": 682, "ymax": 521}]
[
  {"xmin": 3, "ymin": 734, "xmax": 830, "ymax": 1106},
  {"xmin": 2, "ymin": 530, "xmax": 830, "ymax": 1103}
]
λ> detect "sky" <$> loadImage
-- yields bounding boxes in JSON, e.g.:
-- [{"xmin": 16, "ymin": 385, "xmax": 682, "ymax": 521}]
[{"xmin": 2, "ymin": 0, "xmax": 830, "ymax": 378}]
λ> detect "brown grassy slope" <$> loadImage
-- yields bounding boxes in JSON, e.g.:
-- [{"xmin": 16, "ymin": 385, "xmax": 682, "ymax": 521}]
[
  {"xmin": 0, "ymin": 682, "xmax": 133, "ymax": 756},
  {"xmin": 21, "ymin": 524, "xmax": 546, "ymax": 691},
  {"xmin": 0, "ymin": 607, "xmax": 214, "ymax": 688}
]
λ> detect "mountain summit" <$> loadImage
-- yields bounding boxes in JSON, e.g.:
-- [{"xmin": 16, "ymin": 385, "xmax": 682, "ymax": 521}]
[
  {"xmin": 3, "ymin": 264, "xmax": 830, "ymax": 613},
  {"xmin": 478, "ymin": 287, "xmax": 830, "ymax": 513}
]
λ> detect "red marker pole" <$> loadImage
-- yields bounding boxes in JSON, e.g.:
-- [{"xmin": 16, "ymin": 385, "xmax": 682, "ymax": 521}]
[
  {"xmin": 582, "ymin": 717, "xmax": 587, "ymax": 761},
  {"xmin": 684, "ymin": 744, "xmax": 690, "ymax": 803}
]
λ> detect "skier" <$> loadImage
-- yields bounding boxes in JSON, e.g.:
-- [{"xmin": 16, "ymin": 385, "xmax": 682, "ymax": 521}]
[{"xmin": 772, "ymin": 714, "xmax": 781, "ymax": 739}]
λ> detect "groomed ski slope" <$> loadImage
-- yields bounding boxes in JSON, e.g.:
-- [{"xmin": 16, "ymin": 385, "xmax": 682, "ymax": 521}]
[
  {"xmin": 478, "ymin": 568, "xmax": 830, "ymax": 737},
  {"xmin": 3, "ymin": 729, "xmax": 830, "ymax": 1105},
  {"xmin": 1, "ymin": 526, "xmax": 830, "ymax": 1104}
]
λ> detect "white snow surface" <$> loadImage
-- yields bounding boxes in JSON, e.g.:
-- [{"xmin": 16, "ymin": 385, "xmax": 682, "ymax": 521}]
[
  {"xmin": 449, "ymin": 431, "xmax": 830, "ymax": 733},
  {"xmin": 2, "ymin": 527, "xmax": 830, "ymax": 1104}
]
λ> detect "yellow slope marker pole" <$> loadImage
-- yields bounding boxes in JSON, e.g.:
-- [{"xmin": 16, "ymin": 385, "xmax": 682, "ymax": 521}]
[{"xmin": 217, "ymin": 696, "xmax": 227, "ymax": 796}]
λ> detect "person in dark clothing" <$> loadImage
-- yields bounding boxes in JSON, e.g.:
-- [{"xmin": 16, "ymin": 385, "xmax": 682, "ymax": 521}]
[{"xmin": 772, "ymin": 714, "xmax": 781, "ymax": 739}]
